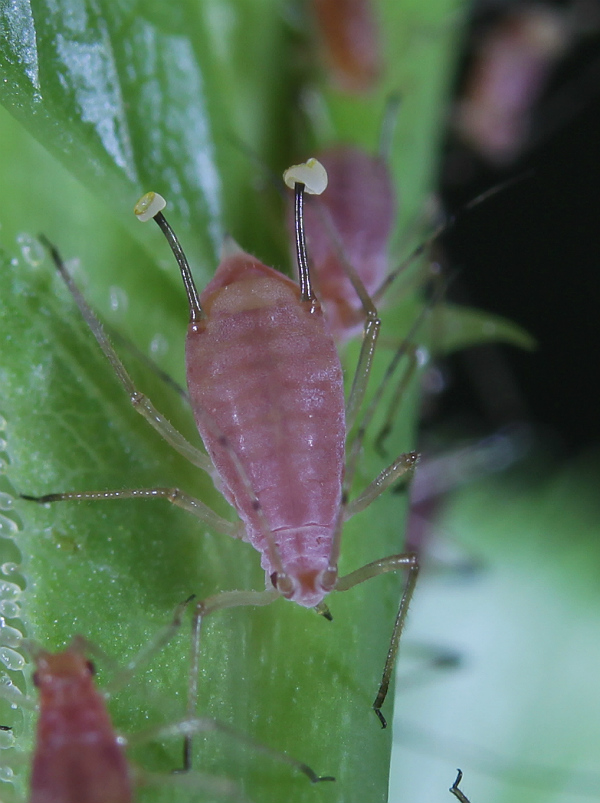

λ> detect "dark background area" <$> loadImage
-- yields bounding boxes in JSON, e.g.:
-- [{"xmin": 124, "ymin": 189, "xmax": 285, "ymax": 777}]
[{"xmin": 435, "ymin": 1, "xmax": 600, "ymax": 456}]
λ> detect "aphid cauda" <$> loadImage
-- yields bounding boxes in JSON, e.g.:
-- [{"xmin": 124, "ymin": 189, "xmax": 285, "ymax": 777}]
[
  {"xmin": 24, "ymin": 160, "xmax": 419, "ymax": 732},
  {"xmin": 0, "ymin": 605, "xmax": 331, "ymax": 803}
]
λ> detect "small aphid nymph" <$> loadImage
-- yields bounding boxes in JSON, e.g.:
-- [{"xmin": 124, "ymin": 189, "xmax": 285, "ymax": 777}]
[{"xmin": 29, "ymin": 640, "xmax": 132, "ymax": 803}]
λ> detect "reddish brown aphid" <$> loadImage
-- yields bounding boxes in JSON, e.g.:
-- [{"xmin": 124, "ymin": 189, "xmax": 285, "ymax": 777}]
[
  {"xmin": 311, "ymin": 0, "xmax": 382, "ymax": 93},
  {"xmin": 29, "ymin": 640, "xmax": 132, "ymax": 803}
]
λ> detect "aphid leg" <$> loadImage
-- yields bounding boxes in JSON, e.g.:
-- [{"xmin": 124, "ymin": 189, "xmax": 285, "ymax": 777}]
[
  {"xmin": 101, "ymin": 595, "xmax": 195, "ymax": 695},
  {"xmin": 334, "ymin": 551, "xmax": 419, "ymax": 728},
  {"xmin": 137, "ymin": 766, "xmax": 251, "ymax": 803},
  {"xmin": 39, "ymin": 235, "xmax": 215, "ymax": 476},
  {"xmin": 130, "ymin": 712, "xmax": 334, "ymax": 786},
  {"xmin": 184, "ymin": 588, "xmax": 280, "ymax": 771},
  {"xmin": 22, "ymin": 487, "xmax": 242, "ymax": 539},
  {"xmin": 450, "ymin": 769, "xmax": 472, "ymax": 803},
  {"xmin": 344, "ymin": 450, "xmax": 418, "ymax": 518},
  {"xmin": 372, "ymin": 343, "xmax": 419, "ymax": 456}
]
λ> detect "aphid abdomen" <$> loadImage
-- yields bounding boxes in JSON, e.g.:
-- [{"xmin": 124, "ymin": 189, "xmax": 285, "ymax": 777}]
[
  {"xmin": 301, "ymin": 146, "xmax": 396, "ymax": 340},
  {"xmin": 30, "ymin": 650, "xmax": 132, "ymax": 803},
  {"xmin": 185, "ymin": 251, "xmax": 345, "ymax": 604}
]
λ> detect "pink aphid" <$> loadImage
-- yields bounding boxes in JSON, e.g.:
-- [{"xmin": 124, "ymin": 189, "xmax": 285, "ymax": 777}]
[
  {"xmin": 292, "ymin": 145, "xmax": 396, "ymax": 343},
  {"xmin": 29, "ymin": 640, "xmax": 131, "ymax": 803},
  {"xmin": 186, "ymin": 249, "xmax": 345, "ymax": 607},
  {"xmin": 27, "ymin": 161, "xmax": 418, "ymax": 728},
  {"xmin": 311, "ymin": 0, "xmax": 382, "ymax": 93}
]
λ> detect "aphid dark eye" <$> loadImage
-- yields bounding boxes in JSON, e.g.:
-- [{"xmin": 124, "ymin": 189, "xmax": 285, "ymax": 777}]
[
  {"xmin": 270, "ymin": 572, "xmax": 278, "ymax": 588},
  {"xmin": 32, "ymin": 671, "xmax": 40, "ymax": 687},
  {"xmin": 86, "ymin": 660, "xmax": 96, "ymax": 676}
]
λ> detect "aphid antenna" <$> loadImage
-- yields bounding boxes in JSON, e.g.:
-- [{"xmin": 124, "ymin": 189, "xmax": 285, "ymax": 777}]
[
  {"xmin": 293, "ymin": 181, "xmax": 315, "ymax": 302},
  {"xmin": 450, "ymin": 769, "xmax": 471, "ymax": 803},
  {"xmin": 133, "ymin": 193, "xmax": 203, "ymax": 328}
]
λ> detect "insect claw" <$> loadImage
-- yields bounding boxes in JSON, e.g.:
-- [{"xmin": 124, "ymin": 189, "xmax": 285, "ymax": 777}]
[
  {"xmin": 373, "ymin": 707, "xmax": 387, "ymax": 729},
  {"xmin": 312, "ymin": 773, "xmax": 336, "ymax": 784}
]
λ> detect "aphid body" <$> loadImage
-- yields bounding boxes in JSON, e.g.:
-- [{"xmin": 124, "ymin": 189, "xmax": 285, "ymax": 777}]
[
  {"xmin": 186, "ymin": 248, "xmax": 345, "ymax": 607},
  {"xmin": 29, "ymin": 640, "xmax": 131, "ymax": 803}
]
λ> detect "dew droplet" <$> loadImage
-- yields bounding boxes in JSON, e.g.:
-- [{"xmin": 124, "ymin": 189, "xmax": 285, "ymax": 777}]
[
  {"xmin": 0, "ymin": 456, "xmax": 8, "ymax": 474},
  {"xmin": 0, "ymin": 438, "xmax": 6, "ymax": 451},
  {"xmin": 0, "ymin": 582, "xmax": 21, "ymax": 600},
  {"xmin": 149, "ymin": 332, "xmax": 169, "ymax": 357},
  {"xmin": 0, "ymin": 764, "xmax": 14, "ymax": 781},
  {"xmin": 0, "ymin": 494, "xmax": 14, "ymax": 512},
  {"xmin": 0, "ymin": 728, "xmax": 15, "ymax": 749},
  {"xmin": 0, "ymin": 601, "xmax": 20, "ymax": 619},
  {"xmin": 1, "ymin": 564, "xmax": 18, "ymax": 576},
  {"xmin": 0, "ymin": 618, "xmax": 22, "ymax": 649},
  {"xmin": 16, "ymin": 232, "xmax": 45, "ymax": 267},
  {"xmin": 9, "ymin": 258, "xmax": 18, "ymax": 267},
  {"xmin": 0, "ymin": 648, "xmax": 25, "ymax": 671},
  {"xmin": 109, "ymin": 285, "xmax": 129, "ymax": 314},
  {"xmin": 0, "ymin": 516, "xmax": 18, "ymax": 538},
  {"xmin": 0, "ymin": 415, "xmax": 6, "ymax": 431}
]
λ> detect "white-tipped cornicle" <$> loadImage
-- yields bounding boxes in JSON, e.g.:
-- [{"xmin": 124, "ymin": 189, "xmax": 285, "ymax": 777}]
[
  {"xmin": 283, "ymin": 158, "xmax": 328, "ymax": 195},
  {"xmin": 134, "ymin": 192, "xmax": 167, "ymax": 222}
]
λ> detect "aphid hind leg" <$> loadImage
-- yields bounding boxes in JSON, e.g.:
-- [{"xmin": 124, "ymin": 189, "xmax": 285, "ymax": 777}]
[
  {"xmin": 450, "ymin": 769, "xmax": 471, "ymax": 803},
  {"xmin": 334, "ymin": 551, "xmax": 419, "ymax": 728},
  {"xmin": 22, "ymin": 487, "xmax": 242, "ymax": 539},
  {"xmin": 130, "ymin": 712, "xmax": 334, "ymax": 786},
  {"xmin": 184, "ymin": 588, "xmax": 280, "ymax": 772},
  {"xmin": 39, "ymin": 236, "xmax": 215, "ymax": 476}
]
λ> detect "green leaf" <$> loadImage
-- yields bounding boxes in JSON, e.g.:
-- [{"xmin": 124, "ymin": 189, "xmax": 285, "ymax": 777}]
[
  {"xmin": 430, "ymin": 302, "xmax": 537, "ymax": 355},
  {"xmin": 0, "ymin": 1, "xmax": 468, "ymax": 801}
]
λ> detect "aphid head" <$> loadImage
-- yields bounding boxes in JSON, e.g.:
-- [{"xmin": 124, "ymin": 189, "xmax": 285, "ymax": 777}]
[
  {"xmin": 270, "ymin": 564, "xmax": 338, "ymax": 609},
  {"xmin": 31, "ymin": 639, "xmax": 95, "ymax": 694}
]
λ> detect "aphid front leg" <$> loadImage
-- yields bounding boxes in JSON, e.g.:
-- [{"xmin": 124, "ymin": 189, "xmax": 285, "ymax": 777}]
[
  {"xmin": 39, "ymin": 235, "xmax": 215, "ymax": 477},
  {"xmin": 22, "ymin": 487, "xmax": 242, "ymax": 539}
]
